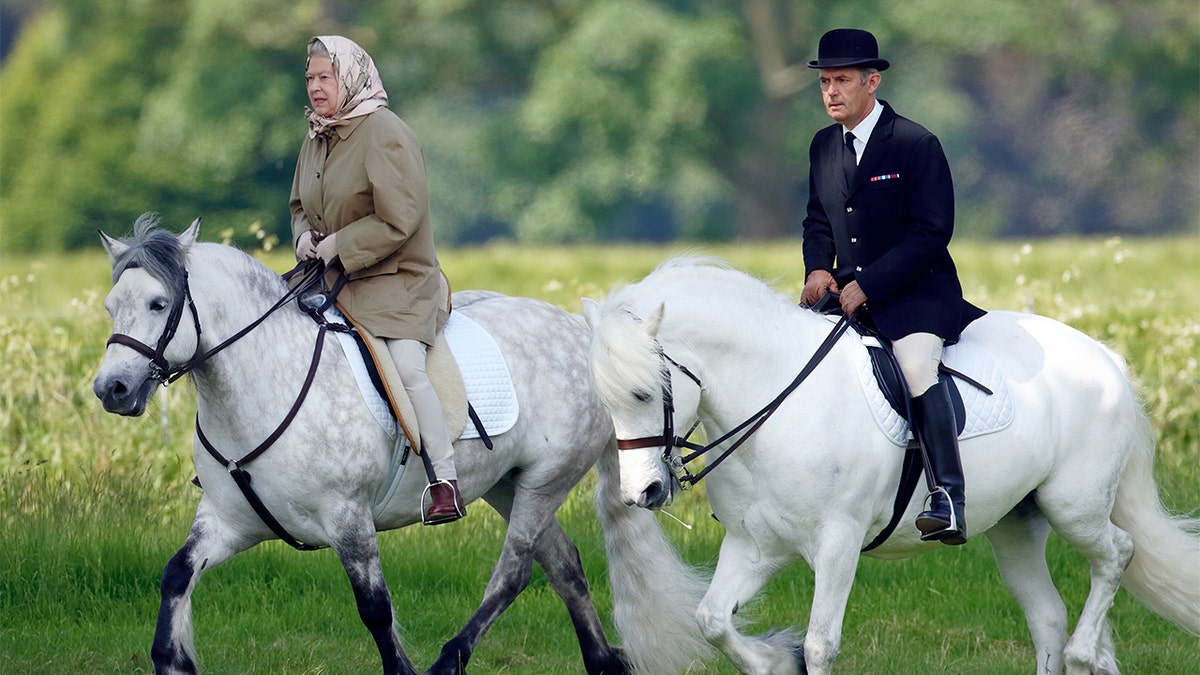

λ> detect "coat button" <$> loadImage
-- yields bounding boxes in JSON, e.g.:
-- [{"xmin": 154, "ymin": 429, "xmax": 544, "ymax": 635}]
[
  {"xmin": 850, "ymin": 237, "xmax": 858, "ymax": 243},
  {"xmin": 846, "ymin": 206, "xmax": 854, "ymax": 213},
  {"xmin": 855, "ymin": 266, "xmax": 863, "ymax": 272}
]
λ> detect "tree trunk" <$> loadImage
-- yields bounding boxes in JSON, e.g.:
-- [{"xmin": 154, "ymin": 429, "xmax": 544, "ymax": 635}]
[{"xmin": 733, "ymin": 0, "xmax": 808, "ymax": 239}]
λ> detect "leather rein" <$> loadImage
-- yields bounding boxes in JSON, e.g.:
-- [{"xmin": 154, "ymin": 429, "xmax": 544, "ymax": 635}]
[
  {"xmin": 104, "ymin": 259, "xmax": 342, "ymax": 550},
  {"xmin": 617, "ymin": 314, "xmax": 853, "ymax": 488}
]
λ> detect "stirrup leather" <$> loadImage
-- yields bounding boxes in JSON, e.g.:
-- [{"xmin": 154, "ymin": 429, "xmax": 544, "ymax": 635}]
[{"xmin": 420, "ymin": 479, "xmax": 465, "ymax": 526}]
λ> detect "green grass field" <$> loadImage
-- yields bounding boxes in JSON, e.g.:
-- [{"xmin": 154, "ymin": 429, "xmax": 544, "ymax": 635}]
[{"xmin": 2, "ymin": 236, "xmax": 1198, "ymax": 673}]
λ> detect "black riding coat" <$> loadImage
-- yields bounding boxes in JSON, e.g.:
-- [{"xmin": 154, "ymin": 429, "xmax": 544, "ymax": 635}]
[{"xmin": 802, "ymin": 101, "xmax": 984, "ymax": 343}]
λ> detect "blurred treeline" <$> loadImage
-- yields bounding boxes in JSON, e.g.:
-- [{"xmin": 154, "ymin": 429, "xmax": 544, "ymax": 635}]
[{"xmin": 0, "ymin": 0, "xmax": 1196, "ymax": 252}]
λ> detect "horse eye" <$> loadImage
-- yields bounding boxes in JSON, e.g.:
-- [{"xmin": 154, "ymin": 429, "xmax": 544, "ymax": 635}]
[
  {"xmin": 149, "ymin": 299, "xmax": 168, "ymax": 312},
  {"xmin": 633, "ymin": 390, "xmax": 653, "ymax": 403}
]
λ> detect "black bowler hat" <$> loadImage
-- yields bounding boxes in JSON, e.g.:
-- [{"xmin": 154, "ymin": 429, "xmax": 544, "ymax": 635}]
[{"xmin": 806, "ymin": 28, "xmax": 890, "ymax": 71}]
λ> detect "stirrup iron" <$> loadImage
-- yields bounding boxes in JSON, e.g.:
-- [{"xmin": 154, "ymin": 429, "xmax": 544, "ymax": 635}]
[
  {"xmin": 420, "ymin": 479, "xmax": 464, "ymax": 526},
  {"xmin": 918, "ymin": 485, "xmax": 959, "ymax": 537}
]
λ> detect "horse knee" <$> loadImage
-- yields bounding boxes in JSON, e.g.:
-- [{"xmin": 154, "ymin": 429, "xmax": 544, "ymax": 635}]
[
  {"xmin": 803, "ymin": 632, "xmax": 839, "ymax": 673},
  {"xmin": 160, "ymin": 546, "xmax": 196, "ymax": 595},
  {"xmin": 1114, "ymin": 527, "xmax": 1133, "ymax": 570},
  {"xmin": 695, "ymin": 603, "xmax": 731, "ymax": 645}
]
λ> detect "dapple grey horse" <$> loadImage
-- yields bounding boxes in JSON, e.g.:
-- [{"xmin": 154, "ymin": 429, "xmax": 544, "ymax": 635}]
[{"xmin": 93, "ymin": 214, "xmax": 628, "ymax": 675}]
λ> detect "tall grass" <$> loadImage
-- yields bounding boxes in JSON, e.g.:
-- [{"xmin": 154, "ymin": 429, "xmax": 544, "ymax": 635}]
[{"xmin": 2, "ymin": 236, "xmax": 1197, "ymax": 673}]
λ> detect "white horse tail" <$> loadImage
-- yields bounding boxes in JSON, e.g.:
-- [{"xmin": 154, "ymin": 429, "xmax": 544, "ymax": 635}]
[
  {"xmin": 1110, "ymin": 408, "xmax": 1200, "ymax": 635},
  {"xmin": 594, "ymin": 443, "xmax": 716, "ymax": 674}
]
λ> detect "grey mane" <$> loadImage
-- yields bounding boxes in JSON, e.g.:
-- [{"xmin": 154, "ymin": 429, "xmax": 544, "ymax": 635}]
[{"xmin": 109, "ymin": 213, "xmax": 189, "ymax": 299}]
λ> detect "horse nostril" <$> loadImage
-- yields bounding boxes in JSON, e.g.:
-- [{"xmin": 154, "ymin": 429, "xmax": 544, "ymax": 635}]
[
  {"xmin": 642, "ymin": 480, "xmax": 664, "ymax": 507},
  {"xmin": 94, "ymin": 375, "xmax": 129, "ymax": 403}
]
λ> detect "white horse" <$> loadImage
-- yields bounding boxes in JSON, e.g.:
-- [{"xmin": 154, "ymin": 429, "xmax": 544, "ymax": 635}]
[
  {"xmin": 92, "ymin": 215, "xmax": 629, "ymax": 675},
  {"xmin": 582, "ymin": 258, "xmax": 1200, "ymax": 675}
]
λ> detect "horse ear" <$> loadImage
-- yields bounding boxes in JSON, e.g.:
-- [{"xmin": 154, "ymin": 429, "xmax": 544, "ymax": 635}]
[
  {"xmin": 642, "ymin": 302, "xmax": 665, "ymax": 337},
  {"xmin": 581, "ymin": 297, "xmax": 602, "ymax": 331},
  {"xmin": 98, "ymin": 230, "xmax": 128, "ymax": 262},
  {"xmin": 179, "ymin": 218, "xmax": 202, "ymax": 248}
]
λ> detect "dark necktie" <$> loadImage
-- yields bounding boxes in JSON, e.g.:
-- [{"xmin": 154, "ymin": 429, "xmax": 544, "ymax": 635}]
[{"xmin": 843, "ymin": 131, "xmax": 858, "ymax": 188}]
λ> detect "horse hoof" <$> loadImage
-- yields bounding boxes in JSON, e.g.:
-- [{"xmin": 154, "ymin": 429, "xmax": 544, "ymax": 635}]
[{"xmin": 585, "ymin": 646, "xmax": 633, "ymax": 674}]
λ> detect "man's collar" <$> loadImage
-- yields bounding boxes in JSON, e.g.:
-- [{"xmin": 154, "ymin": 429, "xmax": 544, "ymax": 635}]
[{"xmin": 844, "ymin": 99, "xmax": 885, "ymax": 140}]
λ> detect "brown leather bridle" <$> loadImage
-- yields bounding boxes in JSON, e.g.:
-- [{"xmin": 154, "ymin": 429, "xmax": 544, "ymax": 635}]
[
  {"xmin": 105, "ymin": 271, "xmax": 202, "ymax": 385},
  {"xmin": 103, "ymin": 259, "xmax": 339, "ymax": 550},
  {"xmin": 104, "ymin": 261, "xmax": 326, "ymax": 386}
]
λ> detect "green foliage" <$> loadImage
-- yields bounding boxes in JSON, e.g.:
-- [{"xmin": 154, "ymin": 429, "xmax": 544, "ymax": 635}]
[
  {"xmin": 0, "ymin": 1, "xmax": 316, "ymax": 253},
  {"xmin": 2, "ymin": 1, "xmax": 1196, "ymax": 252},
  {"xmin": 510, "ymin": 0, "xmax": 750, "ymax": 241},
  {"xmin": 883, "ymin": 0, "xmax": 1200, "ymax": 238}
]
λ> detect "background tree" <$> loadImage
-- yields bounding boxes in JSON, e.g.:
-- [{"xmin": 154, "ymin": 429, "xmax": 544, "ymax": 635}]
[{"xmin": 0, "ymin": 0, "xmax": 1195, "ymax": 253}]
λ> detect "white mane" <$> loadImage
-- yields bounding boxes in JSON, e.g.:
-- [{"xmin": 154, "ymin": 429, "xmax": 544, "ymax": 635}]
[{"xmin": 587, "ymin": 304, "xmax": 664, "ymax": 414}]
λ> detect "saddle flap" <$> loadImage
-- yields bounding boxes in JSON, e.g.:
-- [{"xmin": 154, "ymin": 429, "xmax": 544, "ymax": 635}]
[{"xmin": 336, "ymin": 304, "xmax": 469, "ymax": 450}]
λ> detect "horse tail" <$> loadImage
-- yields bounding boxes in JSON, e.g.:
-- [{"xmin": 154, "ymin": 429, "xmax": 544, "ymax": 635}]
[
  {"xmin": 1110, "ymin": 407, "xmax": 1200, "ymax": 635},
  {"xmin": 593, "ymin": 442, "xmax": 716, "ymax": 674}
]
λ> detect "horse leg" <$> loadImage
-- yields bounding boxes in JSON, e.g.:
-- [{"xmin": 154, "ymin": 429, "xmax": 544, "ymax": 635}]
[
  {"xmin": 1039, "ymin": 478, "xmax": 1134, "ymax": 675},
  {"xmin": 695, "ymin": 534, "xmax": 804, "ymax": 675},
  {"xmin": 1058, "ymin": 519, "xmax": 1132, "ymax": 675},
  {"xmin": 331, "ymin": 513, "xmax": 417, "ymax": 675},
  {"xmin": 152, "ymin": 510, "xmax": 251, "ymax": 675},
  {"xmin": 984, "ymin": 500, "xmax": 1067, "ymax": 673},
  {"xmin": 531, "ymin": 519, "xmax": 630, "ymax": 674},
  {"xmin": 426, "ymin": 486, "xmax": 545, "ymax": 675},
  {"xmin": 800, "ymin": 534, "xmax": 865, "ymax": 675},
  {"xmin": 428, "ymin": 483, "xmax": 625, "ymax": 675}
]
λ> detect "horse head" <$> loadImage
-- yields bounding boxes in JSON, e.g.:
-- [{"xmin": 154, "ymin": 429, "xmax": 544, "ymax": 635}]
[
  {"xmin": 93, "ymin": 214, "xmax": 202, "ymax": 416},
  {"xmin": 584, "ymin": 297, "xmax": 702, "ymax": 510}
]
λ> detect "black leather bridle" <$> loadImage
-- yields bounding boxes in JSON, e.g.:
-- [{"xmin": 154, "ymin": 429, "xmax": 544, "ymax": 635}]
[{"xmin": 615, "ymin": 314, "xmax": 853, "ymax": 488}]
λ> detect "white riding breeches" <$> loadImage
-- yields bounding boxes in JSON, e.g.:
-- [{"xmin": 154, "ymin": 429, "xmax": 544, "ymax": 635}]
[
  {"xmin": 892, "ymin": 332, "xmax": 944, "ymax": 397},
  {"xmin": 385, "ymin": 338, "xmax": 457, "ymax": 481}
]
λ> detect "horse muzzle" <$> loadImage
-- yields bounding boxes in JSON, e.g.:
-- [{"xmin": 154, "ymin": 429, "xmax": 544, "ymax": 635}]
[
  {"xmin": 619, "ymin": 447, "xmax": 679, "ymax": 509},
  {"xmin": 93, "ymin": 369, "xmax": 159, "ymax": 416}
]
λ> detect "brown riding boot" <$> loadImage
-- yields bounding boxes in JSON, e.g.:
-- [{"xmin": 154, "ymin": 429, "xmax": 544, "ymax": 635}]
[{"xmin": 424, "ymin": 480, "xmax": 466, "ymax": 525}]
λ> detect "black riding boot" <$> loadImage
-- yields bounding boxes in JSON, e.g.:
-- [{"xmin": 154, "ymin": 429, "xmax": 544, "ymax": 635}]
[{"xmin": 912, "ymin": 379, "xmax": 967, "ymax": 545}]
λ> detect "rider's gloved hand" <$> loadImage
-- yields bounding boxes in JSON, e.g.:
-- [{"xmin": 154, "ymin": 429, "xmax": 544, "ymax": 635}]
[
  {"xmin": 296, "ymin": 230, "xmax": 319, "ymax": 260},
  {"xmin": 315, "ymin": 232, "xmax": 339, "ymax": 266}
]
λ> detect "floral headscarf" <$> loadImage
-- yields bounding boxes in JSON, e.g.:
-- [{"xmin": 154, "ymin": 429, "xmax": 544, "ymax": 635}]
[{"xmin": 305, "ymin": 36, "xmax": 389, "ymax": 138}]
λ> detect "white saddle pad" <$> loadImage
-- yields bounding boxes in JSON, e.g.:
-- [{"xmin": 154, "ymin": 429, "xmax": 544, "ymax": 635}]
[
  {"xmin": 849, "ymin": 330, "xmax": 1014, "ymax": 447},
  {"xmin": 332, "ymin": 311, "xmax": 519, "ymax": 441}
]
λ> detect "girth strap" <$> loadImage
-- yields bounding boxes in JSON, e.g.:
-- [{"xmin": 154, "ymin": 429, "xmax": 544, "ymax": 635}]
[{"xmin": 861, "ymin": 443, "xmax": 923, "ymax": 552}]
